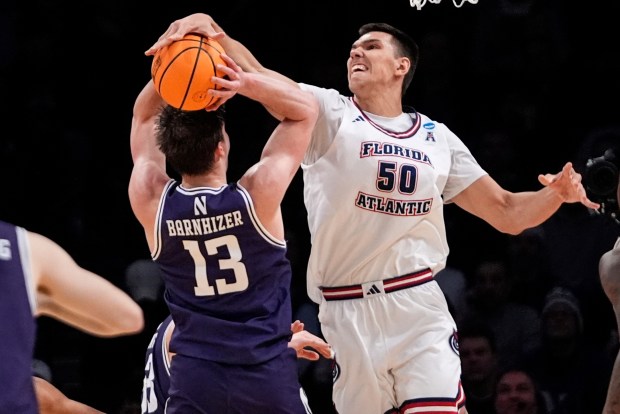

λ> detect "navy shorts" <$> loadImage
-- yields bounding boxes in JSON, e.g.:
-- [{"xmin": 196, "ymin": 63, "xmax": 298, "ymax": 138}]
[{"xmin": 166, "ymin": 348, "xmax": 311, "ymax": 414}]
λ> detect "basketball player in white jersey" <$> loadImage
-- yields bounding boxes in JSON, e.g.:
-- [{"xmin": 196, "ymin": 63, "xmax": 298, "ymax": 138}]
[{"xmin": 146, "ymin": 14, "xmax": 599, "ymax": 414}]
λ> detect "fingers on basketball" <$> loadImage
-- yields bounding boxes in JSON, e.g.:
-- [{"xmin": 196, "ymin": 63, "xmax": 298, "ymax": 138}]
[{"xmin": 151, "ymin": 33, "xmax": 227, "ymax": 111}]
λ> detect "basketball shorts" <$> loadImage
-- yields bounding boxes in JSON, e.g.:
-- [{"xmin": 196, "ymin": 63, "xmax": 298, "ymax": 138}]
[
  {"xmin": 166, "ymin": 348, "xmax": 312, "ymax": 414},
  {"xmin": 319, "ymin": 279, "xmax": 465, "ymax": 414}
]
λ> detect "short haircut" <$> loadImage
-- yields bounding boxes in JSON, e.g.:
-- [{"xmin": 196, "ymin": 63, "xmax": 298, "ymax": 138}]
[
  {"xmin": 358, "ymin": 22, "xmax": 420, "ymax": 95},
  {"xmin": 156, "ymin": 106, "xmax": 226, "ymax": 176}
]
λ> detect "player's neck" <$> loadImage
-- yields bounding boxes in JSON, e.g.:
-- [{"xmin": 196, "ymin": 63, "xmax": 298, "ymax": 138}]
[
  {"xmin": 354, "ymin": 92, "xmax": 402, "ymax": 117},
  {"xmin": 181, "ymin": 172, "xmax": 227, "ymax": 189}
]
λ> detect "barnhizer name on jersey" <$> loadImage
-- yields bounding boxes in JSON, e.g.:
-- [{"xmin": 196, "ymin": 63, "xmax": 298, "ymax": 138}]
[{"xmin": 166, "ymin": 210, "xmax": 243, "ymax": 237}]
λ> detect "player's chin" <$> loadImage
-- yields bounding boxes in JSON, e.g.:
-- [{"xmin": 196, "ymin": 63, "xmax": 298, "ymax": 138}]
[{"xmin": 348, "ymin": 75, "xmax": 367, "ymax": 93}]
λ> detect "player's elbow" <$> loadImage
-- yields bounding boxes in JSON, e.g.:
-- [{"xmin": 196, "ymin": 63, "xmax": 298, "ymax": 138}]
[
  {"xmin": 109, "ymin": 303, "xmax": 145, "ymax": 336},
  {"xmin": 498, "ymin": 221, "xmax": 528, "ymax": 235},
  {"xmin": 123, "ymin": 304, "xmax": 145, "ymax": 334},
  {"xmin": 490, "ymin": 218, "xmax": 530, "ymax": 235}
]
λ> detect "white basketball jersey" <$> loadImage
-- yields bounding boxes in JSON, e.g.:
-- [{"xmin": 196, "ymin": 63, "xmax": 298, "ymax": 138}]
[{"xmin": 299, "ymin": 84, "xmax": 487, "ymax": 303}]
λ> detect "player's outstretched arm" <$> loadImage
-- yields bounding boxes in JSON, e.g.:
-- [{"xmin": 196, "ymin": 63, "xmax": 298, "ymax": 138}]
[
  {"xmin": 451, "ymin": 162, "xmax": 600, "ymax": 235},
  {"xmin": 31, "ymin": 231, "xmax": 144, "ymax": 337}
]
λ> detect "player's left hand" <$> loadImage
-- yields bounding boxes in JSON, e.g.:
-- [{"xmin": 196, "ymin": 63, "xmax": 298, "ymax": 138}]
[{"xmin": 538, "ymin": 162, "xmax": 600, "ymax": 210}]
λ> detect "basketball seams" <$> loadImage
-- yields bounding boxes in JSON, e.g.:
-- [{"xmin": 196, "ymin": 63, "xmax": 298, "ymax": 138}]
[
  {"xmin": 180, "ymin": 45, "xmax": 202, "ymax": 110},
  {"xmin": 151, "ymin": 34, "xmax": 226, "ymax": 111}
]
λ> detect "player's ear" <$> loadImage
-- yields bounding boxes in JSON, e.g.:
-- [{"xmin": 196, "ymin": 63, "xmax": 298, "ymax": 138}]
[
  {"xmin": 213, "ymin": 140, "xmax": 226, "ymax": 162},
  {"xmin": 396, "ymin": 57, "xmax": 410, "ymax": 76}
]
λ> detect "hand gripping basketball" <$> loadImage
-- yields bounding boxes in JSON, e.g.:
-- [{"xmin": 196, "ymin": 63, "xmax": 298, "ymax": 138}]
[{"xmin": 151, "ymin": 33, "xmax": 227, "ymax": 111}]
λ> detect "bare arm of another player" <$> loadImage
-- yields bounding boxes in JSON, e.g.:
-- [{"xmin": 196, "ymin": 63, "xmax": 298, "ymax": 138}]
[
  {"xmin": 600, "ymin": 237, "xmax": 620, "ymax": 414},
  {"xmin": 145, "ymin": 13, "xmax": 295, "ymax": 87},
  {"xmin": 217, "ymin": 55, "xmax": 318, "ymax": 239},
  {"xmin": 451, "ymin": 162, "xmax": 600, "ymax": 235},
  {"xmin": 34, "ymin": 377, "xmax": 104, "ymax": 414},
  {"xmin": 30, "ymin": 231, "xmax": 144, "ymax": 337}
]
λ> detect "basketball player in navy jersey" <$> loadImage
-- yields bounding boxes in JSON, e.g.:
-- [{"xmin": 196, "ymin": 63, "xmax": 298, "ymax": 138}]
[
  {"xmin": 128, "ymin": 52, "xmax": 318, "ymax": 413},
  {"xmin": 146, "ymin": 14, "xmax": 599, "ymax": 414},
  {"xmin": 0, "ymin": 220, "xmax": 144, "ymax": 413},
  {"xmin": 141, "ymin": 315, "xmax": 333, "ymax": 414}
]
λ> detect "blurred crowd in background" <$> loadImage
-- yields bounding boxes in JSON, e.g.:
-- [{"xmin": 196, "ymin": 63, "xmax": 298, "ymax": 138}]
[{"xmin": 1, "ymin": 0, "xmax": 619, "ymax": 412}]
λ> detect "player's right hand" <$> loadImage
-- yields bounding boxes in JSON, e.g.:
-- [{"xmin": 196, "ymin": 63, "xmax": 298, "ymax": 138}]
[
  {"xmin": 205, "ymin": 54, "xmax": 242, "ymax": 111},
  {"xmin": 146, "ymin": 13, "xmax": 225, "ymax": 56}
]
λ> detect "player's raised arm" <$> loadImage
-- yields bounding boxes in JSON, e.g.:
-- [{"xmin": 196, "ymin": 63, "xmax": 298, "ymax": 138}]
[{"xmin": 145, "ymin": 13, "xmax": 297, "ymax": 88}]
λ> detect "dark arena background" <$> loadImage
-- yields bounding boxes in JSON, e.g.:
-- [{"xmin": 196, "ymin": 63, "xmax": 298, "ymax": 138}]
[{"xmin": 1, "ymin": 0, "xmax": 619, "ymax": 412}]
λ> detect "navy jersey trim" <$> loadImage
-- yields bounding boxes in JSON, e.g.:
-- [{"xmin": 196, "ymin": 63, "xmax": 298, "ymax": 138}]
[
  {"xmin": 152, "ymin": 180, "xmax": 175, "ymax": 260},
  {"xmin": 236, "ymin": 183, "xmax": 286, "ymax": 248},
  {"xmin": 15, "ymin": 226, "xmax": 35, "ymax": 314}
]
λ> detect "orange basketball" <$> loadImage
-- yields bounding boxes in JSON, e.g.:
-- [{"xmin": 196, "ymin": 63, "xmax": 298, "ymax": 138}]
[{"xmin": 151, "ymin": 33, "xmax": 226, "ymax": 111}]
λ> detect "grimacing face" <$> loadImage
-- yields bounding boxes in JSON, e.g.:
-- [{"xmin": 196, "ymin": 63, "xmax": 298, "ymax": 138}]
[{"xmin": 347, "ymin": 31, "xmax": 400, "ymax": 94}]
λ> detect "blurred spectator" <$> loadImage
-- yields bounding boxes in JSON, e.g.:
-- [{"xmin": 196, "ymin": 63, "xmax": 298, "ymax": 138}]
[
  {"xmin": 459, "ymin": 257, "xmax": 542, "ymax": 370},
  {"xmin": 493, "ymin": 367, "xmax": 550, "ymax": 414},
  {"xmin": 435, "ymin": 266, "xmax": 468, "ymax": 321},
  {"xmin": 505, "ymin": 227, "xmax": 555, "ymax": 311},
  {"xmin": 459, "ymin": 321, "xmax": 499, "ymax": 414},
  {"xmin": 522, "ymin": 287, "xmax": 612, "ymax": 414}
]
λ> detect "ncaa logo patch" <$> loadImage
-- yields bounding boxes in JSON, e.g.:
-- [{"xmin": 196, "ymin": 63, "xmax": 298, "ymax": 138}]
[
  {"xmin": 449, "ymin": 330, "xmax": 459, "ymax": 356},
  {"xmin": 423, "ymin": 122, "xmax": 435, "ymax": 130}
]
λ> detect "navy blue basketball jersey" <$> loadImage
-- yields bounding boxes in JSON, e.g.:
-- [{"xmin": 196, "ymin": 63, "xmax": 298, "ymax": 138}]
[
  {"xmin": 0, "ymin": 220, "xmax": 38, "ymax": 413},
  {"xmin": 141, "ymin": 315, "xmax": 173, "ymax": 414},
  {"xmin": 152, "ymin": 181, "xmax": 293, "ymax": 364}
]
